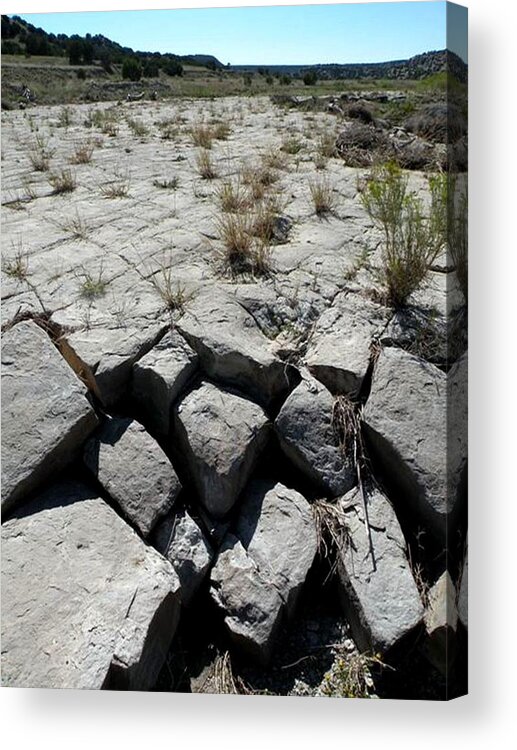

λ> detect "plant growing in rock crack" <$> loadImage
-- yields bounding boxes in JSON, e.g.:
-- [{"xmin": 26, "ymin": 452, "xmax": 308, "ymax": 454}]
[
  {"xmin": 216, "ymin": 213, "xmax": 272, "ymax": 277},
  {"xmin": 216, "ymin": 178, "xmax": 249, "ymax": 213},
  {"xmin": 309, "ymin": 177, "xmax": 335, "ymax": 216},
  {"xmin": 2, "ymin": 241, "xmax": 29, "ymax": 281},
  {"xmin": 28, "ymin": 135, "xmax": 54, "ymax": 172},
  {"xmin": 53, "ymin": 210, "xmax": 92, "ymax": 240},
  {"xmin": 134, "ymin": 257, "xmax": 191, "ymax": 317},
  {"xmin": 77, "ymin": 266, "xmax": 109, "ymax": 300},
  {"xmin": 48, "ymin": 168, "xmax": 77, "ymax": 194},
  {"xmin": 153, "ymin": 176, "xmax": 179, "ymax": 190},
  {"xmin": 69, "ymin": 140, "xmax": 94, "ymax": 165},
  {"xmin": 100, "ymin": 168, "xmax": 131, "ymax": 198},
  {"xmin": 360, "ymin": 161, "xmax": 448, "ymax": 308},
  {"xmin": 196, "ymin": 149, "xmax": 217, "ymax": 180},
  {"xmin": 319, "ymin": 651, "xmax": 388, "ymax": 698}
]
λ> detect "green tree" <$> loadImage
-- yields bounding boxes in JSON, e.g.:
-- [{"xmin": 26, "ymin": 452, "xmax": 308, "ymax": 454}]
[
  {"xmin": 122, "ymin": 57, "xmax": 142, "ymax": 82},
  {"xmin": 303, "ymin": 70, "xmax": 318, "ymax": 86}
]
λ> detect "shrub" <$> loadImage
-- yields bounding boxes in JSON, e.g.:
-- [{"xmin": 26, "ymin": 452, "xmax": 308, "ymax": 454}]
[
  {"xmin": 122, "ymin": 57, "xmax": 142, "ymax": 82},
  {"xmin": 303, "ymin": 70, "xmax": 318, "ymax": 86},
  {"xmin": 361, "ymin": 161, "xmax": 448, "ymax": 307},
  {"xmin": 163, "ymin": 59, "xmax": 183, "ymax": 77}
]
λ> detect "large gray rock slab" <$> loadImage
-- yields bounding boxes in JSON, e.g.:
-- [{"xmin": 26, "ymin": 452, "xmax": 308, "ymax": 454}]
[
  {"xmin": 1, "ymin": 321, "xmax": 98, "ymax": 514},
  {"xmin": 84, "ymin": 418, "xmax": 181, "ymax": 538},
  {"xmin": 132, "ymin": 329, "xmax": 198, "ymax": 436},
  {"xmin": 336, "ymin": 485, "xmax": 424, "ymax": 652},
  {"xmin": 154, "ymin": 508, "xmax": 213, "ymax": 606},
  {"xmin": 1, "ymin": 481, "xmax": 181, "ymax": 690},
  {"xmin": 210, "ymin": 480, "xmax": 317, "ymax": 663},
  {"xmin": 173, "ymin": 381, "xmax": 270, "ymax": 518},
  {"xmin": 176, "ymin": 289, "xmax": 289, "ymax": 405},
  {"xmin": 363, "ymin": 347, "xmax": 448, "ymax": 537},
  {"xmin": 66, "ymin": 322, "xmax": 168, "ymax": 408},
  {"xmin": 304, "ymin": 293, "xmax": 389, "ymax": 396},
  {"xmin": 275, "ymin": 374, "xmax": 356, "ymax": 497}
]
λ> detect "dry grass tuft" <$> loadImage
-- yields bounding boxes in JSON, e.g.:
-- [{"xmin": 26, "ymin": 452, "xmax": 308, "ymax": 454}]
[
  {"xmin": 70, "ymin": 140, "xmax": 95, "ymax": 164},
  {"xmin": 28, "ymin": 135, "xmax": 54, "ymax": 172},
  {"xmin": 309, "ymin": 177, "xmax": 335, "ymax": 216},
  {"xmin": 196, "ymin": 149, "xmax": 217, "ymax": 179},
  {"xmin": 216, "ymin": 179, "xmax": 249, "ymax": 213},
  {"xmin": 48, "ymin": 168, "xmax": 77, "ymax": 194},
  {"xmin": 190, "ymin": 124, "xmax": 214, "ymax": 149},
  {"xmin": 100, "ymin": 168, "xmax": 131, "ymax": 198}
]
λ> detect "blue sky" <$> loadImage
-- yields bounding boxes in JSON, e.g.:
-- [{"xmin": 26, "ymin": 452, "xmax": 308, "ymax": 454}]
[{"xmin": 16, "ymin": 2, "xmax": 461, "ymax": 66}]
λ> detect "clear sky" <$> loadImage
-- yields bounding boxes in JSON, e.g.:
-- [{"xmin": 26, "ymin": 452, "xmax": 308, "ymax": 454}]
[{"xmin": 16, "ymin": 2, "xmax": 456, "ymax": 66}]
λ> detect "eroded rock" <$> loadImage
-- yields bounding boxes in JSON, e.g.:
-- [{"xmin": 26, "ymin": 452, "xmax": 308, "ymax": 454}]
[
  {"xmin": 176, "ymin": 289, "xmax": 290, "ymax": 405},
  {"xmin": 1, "ymin": 321, "xmax": 98, "ymax": 514},
  {"xmin": 173, "ymin": 381, "xmax": 270, "ymax": 518},
  {"xmin": 363, "ymin": 347, "xmax": 448, "ymax": 537},
  {"xmin": 1, "ymin": 481, "xmax": 181, "ymax": 690},
  {"xmin": 336, "ymin": 485, "xmax": 424, "ymax": 652},
  {"xmin": 423, "ymin": 571, "xmax": 458, "ymax": 675},
  {"xmin": 304, "ymin": 293, "xmax": 389, "ymax": 396},
  {"xmin": 132, "ymin": 329, "xmax": 198, "ymax": 436},
  {"xmin": 275, "ymin": 374, "xmax": 356, "ymax": 496},
  {"xmin": 154, "ymin": 508, "xmax": 213, "ymax": 606},
  {"xmin": 210, "ymin": 480, "xmax": 317, "ymax": 663},
  {"xmin": 84, "ymin": 418, "xmax": 181, "ymax": 538}
]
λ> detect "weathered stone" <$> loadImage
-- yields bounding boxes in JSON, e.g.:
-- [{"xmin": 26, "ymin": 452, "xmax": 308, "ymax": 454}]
[
  {"xmin": 363, "ymin": 347, "xmax": 448, "ymax": 537},
  {"xmin": 84, "ymin": 418, "xmax": 181, "ymax": 538},
  {"xmin": 176, "ymin": 289, "xmax": 289, "ymax": 405},
  {"xmin": 1, "ymin": 321, "xmax": 98, "ymax": 514},
  {"xmin": 304, "ymin": 293, "xmax": 389, "ymax": 396},
  {"xmin": 336, "ymin": 485, "xmax": 424, "ymax": 652},
  {"xmin": 173, "ymin": 381, "xmax": 270, "ymax": 518},
  {"xmin": 210, "ymin": 480, "xmax": 317, "ymax": 663},
  {"xmin": 380, "ymin": 306, "xmax": 448, "ymax": 367},
  {"xmin": 275, "ymin": 374, "xmax": 356, "ymax": 497},
  {"xmin": 154, "ymin": 508, "xmax": 213, "ymax": 606},
  {"xmin": 457, "ymin": 548, "xmax": 468, "ymax": 630},
  {"xmin": 66, "ymin": 322, "xmax": 168, "ymax": 408},
  {"xmin": 1, "ymin": 481, "xmax": 181, "ymax": 690},
  {"xmin": 423, "ymin": 571, "xmax": 458, "ymax": 675},
  {"xmin": 132, "ymin": 329, "xmax": 198, "ymax": 436},
  {"xmin": 211, "ymin": 536, "xmax": 284, "ymax": 665}
]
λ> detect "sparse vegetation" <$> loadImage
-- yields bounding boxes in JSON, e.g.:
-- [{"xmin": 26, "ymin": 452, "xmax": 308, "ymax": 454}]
[
  {"xmin": 196, "ymin": 149, "xmax": 217, "ymax": 179},
  {"xmin": 28, "ymin": 135, "xmax": 54, "ymax": 172},
  {"xmin": 100, "ymin": 168, "xmax": 131, "ymax": 198},
  {"xmin": 361, "ymin": 161, "xmax": 447, "ymax": 307},
  {"xmin": 126, "ymin": 116, "xmax": 149, "ymax": 138},
  {"xmin": 77, "ymin": 266, "xmax": 109, "ymax": 300},
  {"xmin": 281, "ymin": 135, "xmax": 304, "ymax": 155},
  {"xmin": 309, "ymin": 177, "xmax": 335, "ymax": 216},
  {"xmin": 190, "ymin": 124, "xmax": 213, "ymax": 149},
  {"xmin": 48, "ymin": 168, "xmax": 77, "ymax": 194},
  {"xmin": 216, "ymin": 179, "xmax": 249, "ymax": 212},
  {"xmin": 153, "ymin": 176, "xmax": 179, "ymax": 190},
  {"xmin": 2, "ymin": 242, "xmax": 29, "ymax": 281},
  {"xmin": 69, "ymin": 140, "xmax": 94, "ymax": 164},
  {"xmin": 319, "ymin": 651, "xmax": 387, "ymax": 698},
  {"xmin": 216, "ymin": 212, "xmax": 272, "ymax": 277}
]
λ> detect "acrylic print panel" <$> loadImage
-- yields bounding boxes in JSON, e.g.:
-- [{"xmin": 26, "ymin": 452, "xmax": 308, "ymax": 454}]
[{"xmin": 0, "ymin": 1, "xmax": 467, "ymax": 699}]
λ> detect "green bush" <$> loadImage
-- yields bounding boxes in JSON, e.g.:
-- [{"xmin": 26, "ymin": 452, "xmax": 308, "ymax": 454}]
[
  {"xmin": 122, "ymin": 57, "xmax": 142, "ymax": 82},
  {"xmin": 303, "ymin": 70, "xmax": 318, "ymax": 86},
  {"xmin": 163, "ymin": 59, "xmax": 183, "ymax": 77},
  {"xmin": 361, "ymin": 162, "xmax": 447, "ymax": 307}
]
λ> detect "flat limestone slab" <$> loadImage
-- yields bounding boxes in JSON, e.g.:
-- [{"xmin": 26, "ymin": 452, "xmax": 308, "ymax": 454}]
[
  {"xmin": 1, "ymin": 321, "xmax": 98, "ymax": 514},
  {"xmin": 1, "ymin": 481, "xmax": 181, "ymax": 690}
]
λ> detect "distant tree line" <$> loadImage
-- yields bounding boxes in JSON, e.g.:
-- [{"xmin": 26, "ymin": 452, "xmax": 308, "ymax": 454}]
[{"xmin": 1, "ymin": 14, "xmax": 214, "ymax": 77}]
